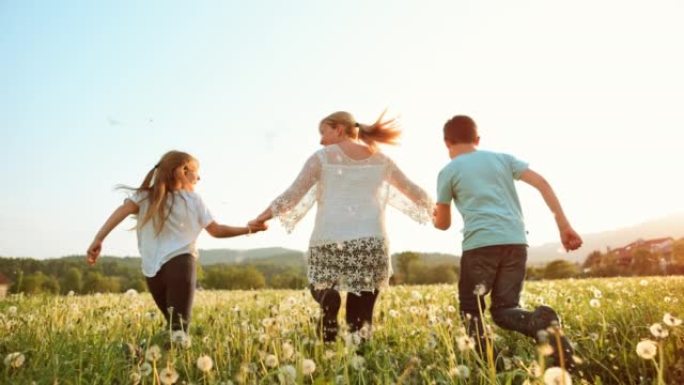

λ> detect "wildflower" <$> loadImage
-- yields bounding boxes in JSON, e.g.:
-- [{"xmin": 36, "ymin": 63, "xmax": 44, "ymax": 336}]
[
  {"xmin": 649, "ymin": 323, "xmax": 669, "ymax": 338},
  {"xmin": 473, "ymin": 284, "xmax": 487, "ymax": 296},
  {"xmin": 262, "ymin": 317, "xmax": 275, "ymax": 328},
  {"xmin": 324, "ymin": 350, "xmax": 335, "ymax": 360},
  {"xmin": 302, "ymin": 358, "xmax": 316, "ymax": 375},
  {"xmin": 447, "ymin": 305, "xmax": 456, "ymax": 313},
  {"xmin": 663, "ymin": 312, "xmax": 682, "ymax": 327},
  {"xmin": 543, "ymin": 367, "xmax": 572, "ymax": 385},
  {"xmin": 4, "ymin": 352, "xmax": 25, "ymax": 368},
  {"xmin": 589, "ymin": 299, "xmax": 600, "ymax": 308},
  {"xmin": 172, "ymin": 330, "xmax": 191, "ymax": 348},
  {"xmin": 129, "ymin": 371, "xmax": 142, "ymax": 385},
  {"xmin": 411, "ymin": 290, "xmax": 423, "ymax": 301},
  {"xmin": 281, "ymin": 342, "xmax": 295, "ymax": 361},
  {"xmin": 388, "ymin": 309, "xmax": 399, "ymax": 318},
  {"xmin": 636, "ymin": 339, "xmax": 658, "ymax": 360},
  {"xmin": 67, "ymin": 290, "xmax": 75, "ymax": 296},
  {"xmin": 350, "ymin": 355, "xmax": 366, "ymax": 370},
  {"xmin": 639, "ymin": 279, "xmax": 649, "ymax": 286},
  {"xmin": 8, "ymin": 306, "xmax": 17, "ymax": 316},
  {"xmin": 456, "ymin": 335, "xmax": 476, "ymax": 352},
  {"xmin": 538, "ymin": 343, "xmax": 554, "ymax": 356},
  {"xmin": 449, "ymin": 365, "xmax": 470, "ymax": 379},
  {"xmin": 159, "ymin": 367, "xmax": 179, "ymax": 385},
  {"xmin": 125, "ymin": 289, "xmax": 138, "ymax": 297},
  {"xmin": 140, "ymin": 363, "xmax": 153, "ymax": 376},
  {"xmin": 265, "ymin": 354, "xmax": 279, "ymax": 368},
  {"xmin": 196, "ymin": 355, "xmax": 213, "ymax": 372},
  {"xmin": 145, "ymin": 345, "xmax": 162, "ymax": 362},
  {"xmin": 592, "ymin": 288, "xmax": 602, "ymax": 298},
  {"xmin": 278, "ymin": 364, "xmax": 296, "ymax": 385}
]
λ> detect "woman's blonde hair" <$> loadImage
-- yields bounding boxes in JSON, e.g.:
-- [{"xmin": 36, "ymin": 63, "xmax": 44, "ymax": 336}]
[
  {"xmin": 320, "ymin": 110, "xmax": 401, "ymax": 150},
  {"xmin": 120, "ymin": 150, "xmax": 197, "ymax": 235}
]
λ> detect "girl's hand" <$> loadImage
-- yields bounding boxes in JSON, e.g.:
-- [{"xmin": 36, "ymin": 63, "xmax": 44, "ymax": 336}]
[
  {"xmin": 86, "ymin": 239, "xmax": 102, "ymax": 265},
  {"xmin": 248, "ymin": 220, "xmax": 268, "ymax": 233}
]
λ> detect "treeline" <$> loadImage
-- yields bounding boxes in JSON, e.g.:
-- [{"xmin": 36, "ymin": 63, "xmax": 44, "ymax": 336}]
[{"xmin": 0, "ymin": 256, "xmax": 306, "ymax": 295}]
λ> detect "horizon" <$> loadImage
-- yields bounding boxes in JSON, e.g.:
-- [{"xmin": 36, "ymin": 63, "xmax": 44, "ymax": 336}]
[{"xmin": 2, "ymin": 1, "xmax": 683, "ymax": 259}]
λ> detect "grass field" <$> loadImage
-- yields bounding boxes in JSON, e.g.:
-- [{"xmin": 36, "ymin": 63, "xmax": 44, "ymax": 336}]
[{"xmin": 1, "ymin": 276, "xmax": 683, "ymax": 384}]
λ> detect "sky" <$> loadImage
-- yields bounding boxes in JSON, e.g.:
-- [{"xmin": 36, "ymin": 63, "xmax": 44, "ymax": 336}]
[{"xmin": 1, "ymin": 0, "xmax": 683, "ymax": 259}]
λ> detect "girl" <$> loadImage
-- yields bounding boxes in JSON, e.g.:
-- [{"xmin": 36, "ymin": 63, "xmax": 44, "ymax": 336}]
[
  {"xmin": 250, "ymin": 111, "xmax": 433, "ymax": 342},
  {"xmin": 87, "ymin": 150, "xmax": 265, "ymax": 332}
]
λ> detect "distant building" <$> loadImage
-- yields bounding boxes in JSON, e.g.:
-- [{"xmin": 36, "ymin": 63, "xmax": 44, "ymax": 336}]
[
  {"xmin": 612, "ymin": 237, "xmax": 674, "ymax": 266},
  {"xmin": 0, "ymin": 272, "xmax": 10, "ymax": 298}
]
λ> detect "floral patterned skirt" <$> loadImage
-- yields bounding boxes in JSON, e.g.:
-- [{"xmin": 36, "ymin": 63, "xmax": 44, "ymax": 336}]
[{"xmin": 307, "ymin": 236, "xmax": 390, "ymax": 294}]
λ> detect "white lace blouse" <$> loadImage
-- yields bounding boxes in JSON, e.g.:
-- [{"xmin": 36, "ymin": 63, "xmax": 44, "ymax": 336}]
[{"xmin": 270, "ymin": 144, "xmax": 433, "ymax": 247}]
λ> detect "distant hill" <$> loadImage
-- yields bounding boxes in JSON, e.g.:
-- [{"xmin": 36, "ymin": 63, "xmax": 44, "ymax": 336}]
[
  {"xmin": 198, "ymin": 247, "xmax": 304, "ymax": 266},
  {"xmin": 527, "ymin": 212, "xmax": 684, "ymax": 265}
]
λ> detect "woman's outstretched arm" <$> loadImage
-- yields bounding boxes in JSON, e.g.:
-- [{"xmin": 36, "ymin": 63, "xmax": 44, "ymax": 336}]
[{"xmin": 86, "ymin": 199, "xmax": 139, "ymax": 265}]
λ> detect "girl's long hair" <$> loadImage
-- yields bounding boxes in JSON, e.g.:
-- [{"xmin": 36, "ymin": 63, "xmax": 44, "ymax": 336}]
[
  {"xmin": 119, "ymin": 150, "xmax": 197, "ymax": 235},
  {"xmin": 320, "ymin": 110, "xmax": 401, "ymax": 150}
]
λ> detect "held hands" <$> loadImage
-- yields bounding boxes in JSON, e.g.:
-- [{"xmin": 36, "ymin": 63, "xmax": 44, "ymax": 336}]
[
  {"xmin": 559, "ymin": 225, "xmax": 583, "ymax": 252},
  {"xmin": 247, "ymin": 220, "xmax": 268, "ymax": 234},
  {"xmin": 86, "ymin": 239, "xmax": 102, "ymax": 265}
]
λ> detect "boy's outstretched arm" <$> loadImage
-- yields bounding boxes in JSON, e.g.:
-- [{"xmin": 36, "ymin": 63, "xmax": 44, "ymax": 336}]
[
  {"xmin": 87, "ymin": 200, "xmax": 139, "ymax": 265},
  {"xmin": 519, "ymin": 169, "xmax": 583, "ymax": 251},
  {"xmin": 433, "ymin": 203, "xmax": 451, "ymax": 230}
]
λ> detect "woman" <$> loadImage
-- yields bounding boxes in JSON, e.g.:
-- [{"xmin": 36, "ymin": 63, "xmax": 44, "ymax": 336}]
[{"xmin": 250, "ymin": 111, "xmax": 433, "ymax": 342}]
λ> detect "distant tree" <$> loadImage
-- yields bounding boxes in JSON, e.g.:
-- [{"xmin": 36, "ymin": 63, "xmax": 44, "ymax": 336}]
[
  {"xmin": 61, "ymin": 267, "xmax": 83, "ymax": 294},
  {"xmin": 582, "ymin": 250, "xmax": 603, "ymax": 269},
  {"xmin": 673, "ymin": 239, "xmax": 684, "ymax": 264},
  {"xmin": 543, "ymin": 260, "xmax": 579, "ymax": 280},
  {"xmin": 395, "ymin": 252, "xmax": 421, "ymax": 284},
  {"xmin": 83, "ymin": 271, "xmax": 121, "ymax": 293}
]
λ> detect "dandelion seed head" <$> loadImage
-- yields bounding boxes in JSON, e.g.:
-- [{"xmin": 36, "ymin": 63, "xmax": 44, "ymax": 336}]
[
  {"xmin": 159, "ymin": 367, "xmax": 179, "ymax": 385},
  {"xmin": 4, "ymin": 352, "xmax": 25, "ymax": 368},
  {"xmin": 265, "ymin": 354, "xmax": 278, "ymax": 368},
  {"xmin": 302, "ymin": 358, "xmax": 316, "ymax": 375},
  {"xmin": 589, "ymin": 299, "xmax": 601, "ymax": 308},
  {"xmin": 140, "ymin": 363, "xmax": 153, "ymax": 376},
  {"xmin": 196, "ymin": 355, "xmax": 213, "ymax": 372},
  {"xmin": 649, "ymin": 323, "xmax": 669, "ymax": 338},
  {"xmin": 145, "ymin": 345, "xmax": 161, "ymax": 362},
  {"xmin": 543, "ymin": 367, "xmax": 572, "ymax": 385},
  {"xmin": 473, "ymin": 283, "xmax": 487, "ymax": 296},
  {"xmin": 636, "ymin": 339, "xmax": 658, "ymax": 360},
  {"xmin": 663, "ymin": 312, "xmax": 682, "ymax": 327}
]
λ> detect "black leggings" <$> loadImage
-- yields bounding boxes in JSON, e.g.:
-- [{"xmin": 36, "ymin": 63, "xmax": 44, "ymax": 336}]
[
  {"xmin": 145, "ymin": 253, "xmax": 196, "ymax": 331},
  {"xmin": 310, "ymin": 287, "xmax": 380, "ymax": 342}
]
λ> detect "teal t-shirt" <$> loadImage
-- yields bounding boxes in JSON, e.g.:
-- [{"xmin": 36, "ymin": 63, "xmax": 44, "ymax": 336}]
[{"xmin": 436, "ymin": 150, "xmax": 529, "ymax": 251}]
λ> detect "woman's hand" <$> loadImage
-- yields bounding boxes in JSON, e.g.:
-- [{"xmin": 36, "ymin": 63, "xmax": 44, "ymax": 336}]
[{"xmin": 86, "ymin": 239, "xmax": 102, "ymax": 265}]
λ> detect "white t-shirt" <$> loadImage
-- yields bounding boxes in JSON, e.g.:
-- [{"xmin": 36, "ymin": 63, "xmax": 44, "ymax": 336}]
[{"xmin": 128, "ymin": 190, "xmax": 214, "ymax": 277}]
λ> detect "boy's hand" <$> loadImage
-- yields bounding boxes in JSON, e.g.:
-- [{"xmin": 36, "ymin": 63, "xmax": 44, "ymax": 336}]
[
  {"xmin": 86, "ymin": 239, "xmax": 102, "ymax": 265},
  {"xmin": 559, "ymin": 226, "xmax": 582, "ymax": 252}
]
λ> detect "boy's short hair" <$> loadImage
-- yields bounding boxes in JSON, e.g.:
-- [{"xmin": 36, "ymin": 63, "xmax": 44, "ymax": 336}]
[{"xmin": 444, "ymin": 115, "xmax": 478, "ymax": 144}]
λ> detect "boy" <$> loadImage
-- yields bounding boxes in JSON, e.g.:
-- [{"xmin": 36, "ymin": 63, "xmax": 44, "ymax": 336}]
[{"xmin": 433, "ymin": 115, "xmax": 582, "ymax": 370}]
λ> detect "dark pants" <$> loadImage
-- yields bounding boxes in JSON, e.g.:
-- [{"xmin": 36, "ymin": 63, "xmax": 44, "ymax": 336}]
[
  {"xmin": 310, "ymin": 287, "xmax": 380, "ymax": 342},
  {"xmin": 146, "ymin": 253, "xmax": 196, "ymax": 332},
  {"xmin": 459, "ymin": 245, "xmax": 563, "ymax": 353}
]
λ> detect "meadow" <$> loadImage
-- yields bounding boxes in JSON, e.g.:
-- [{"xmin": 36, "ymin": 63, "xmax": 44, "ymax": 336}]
[{"xmin": 1, "ymin": 276, "xmax": 683, "ymax": 385}]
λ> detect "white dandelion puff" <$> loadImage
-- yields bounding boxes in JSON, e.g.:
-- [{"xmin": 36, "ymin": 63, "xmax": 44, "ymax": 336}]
[
  {"xmin": 449, "ymin": 365, "xmax": 470, "ymax": 378},
  {"xmin": 302, "ymin": 358, "xmax": 316, "ymax": 375},
  {"xmin": 140, "ymin": 363, "xmax": 153, "ymax": 376},
  {"xmin": 543, "ymin": 367, "xmax": 572, "ymax": 385},
  {"xmin": 129, "ymin": 371, "xmax": 142, "ymax": 385},
  {"xmin": 649, "ymin": 323, "xmax": 669, "ymax": 338},
  {"xmin": 663, "ymin": 312, "xmax": 682, "ymax": 327},
  {"xmin": 388, "ymin": 309, "xmax": 400, "ymax": 318},
  {"xmin": 265, "ymin": 354, "xmax": 279, "ymax": 368},
  {"xmin": 589, "ymin": 299, "xmax": 600, "ymax": 308},
  {"xmin": 278, "ymin": 364, "xmax": 296, "ymax": 385},
  {"xmin": 636, "ymin": 339, "xmax": 658, "ymax": 360},
  {"xmin": 456, "ymin": 335, "xmax": 476, "ymax": 352},
  {"xmin": 4, "ymin": 352, "xmax": 25, "ymax": 368},
  {"xmin": 145, "ymin": 345, "xmax": 161, "ymax": 362},
  {"xmin": 196, "ymin": 355, "xmax": 213, "ymax": 372},
  {"xmin": 350, "ymin": 355, "xmax": 366, "ymax": 370},
  {"xmin": 473, "ymin": 284, "xmax": 487, "ymax": 296},
  {"xmin": 159, "ymin": 367, "xmax": 179, "ymax": 385}
]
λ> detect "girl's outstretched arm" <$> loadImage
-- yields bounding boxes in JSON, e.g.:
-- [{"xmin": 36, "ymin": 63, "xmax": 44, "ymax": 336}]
[
  {"xmin": 86, "ymin": 200, "xmax": 139, "ymax": 265},
  {"xmin": 205, "ymin": 221, "xmax": 267, "ymax": 238}
]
